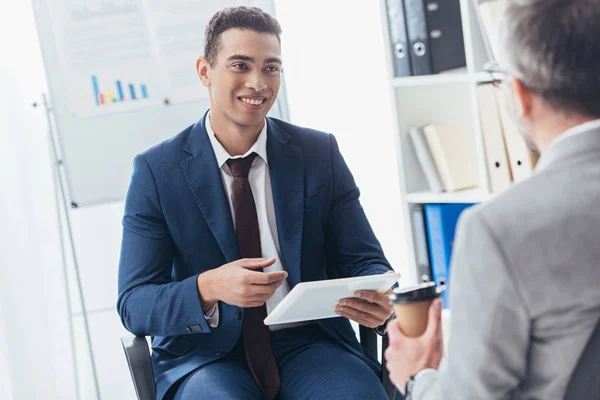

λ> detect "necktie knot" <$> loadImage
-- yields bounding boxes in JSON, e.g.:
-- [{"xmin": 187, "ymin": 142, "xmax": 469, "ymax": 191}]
[{"xmin": 227, "ymin": 153, "xmax": 257, "ymax": 178}]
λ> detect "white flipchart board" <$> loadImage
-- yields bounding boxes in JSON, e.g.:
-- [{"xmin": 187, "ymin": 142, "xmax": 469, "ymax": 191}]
[{"xmin": 31, "ymin": 0, "xmax": 288, "ymax": 207}]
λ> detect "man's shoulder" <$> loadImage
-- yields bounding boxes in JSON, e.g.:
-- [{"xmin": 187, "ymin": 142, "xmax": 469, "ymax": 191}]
[
  {"xmin": 268, "ymin": 117, "xmax": 331, "ymax": 144},
  {"xmin": 468, "ymin": 173, "xmax": 546, "ymax": 226},
  {"xmin": 468, "ymin": 165, "xmax": 581, "ymax": 238}
]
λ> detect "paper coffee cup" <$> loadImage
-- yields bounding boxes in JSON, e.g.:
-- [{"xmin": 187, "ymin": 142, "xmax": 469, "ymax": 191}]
[{"xmin": 389, "ymin": 282, "xmax": 442, "ymax": 337}]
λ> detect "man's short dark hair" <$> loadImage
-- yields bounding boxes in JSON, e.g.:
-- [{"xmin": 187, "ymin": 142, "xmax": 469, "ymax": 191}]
[
  {"xmin": 501, "ymin": 0, "xmax": 600, "ymax": 117},
  {"xmin": 204, "ymin": 6, "xmax": 282, "ymax": 67}
]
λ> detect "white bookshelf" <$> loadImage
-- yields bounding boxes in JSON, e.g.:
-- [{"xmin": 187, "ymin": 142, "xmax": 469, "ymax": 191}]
[
  {"xmin": 379, "ymin": 0, "xmax": 496, "ymax": 285},
  {"xmin": 406, "ymin": 188, "xmax": 489, "ymax": 204},
  {"xmin": 392, "ymin": 71, "xmax": 469, "ymax": 87}
]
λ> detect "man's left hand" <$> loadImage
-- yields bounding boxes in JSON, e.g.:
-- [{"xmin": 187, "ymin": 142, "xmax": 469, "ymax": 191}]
[
  {"xmin": 335, "ymin": 272, "xmax": 396, "ymax": 328},
  {"xmin": 384, "ymin": 298, "xmax": 443, "ymax": 394}
]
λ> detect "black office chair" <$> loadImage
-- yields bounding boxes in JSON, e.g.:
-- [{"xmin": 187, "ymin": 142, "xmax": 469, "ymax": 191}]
[
  {"xmin": 121, "ymin": 328, "xmax": 396, "ymax": 400},
  {"xmin": 563, "ymin": 317, "xmax": 600, "ymax": 400},
  {"xmin": 120, "ymin": 336, "xmax": 156, "ymax": 400}
]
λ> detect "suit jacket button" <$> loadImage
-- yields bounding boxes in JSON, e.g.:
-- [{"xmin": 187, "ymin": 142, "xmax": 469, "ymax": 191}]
[
  {"xmin": 235, "ymin": 309, "xmax": 242, "ymax": 320},
  {"xmin": 187, "ymin": 324, "xmax": 202, "ymax": 333}
]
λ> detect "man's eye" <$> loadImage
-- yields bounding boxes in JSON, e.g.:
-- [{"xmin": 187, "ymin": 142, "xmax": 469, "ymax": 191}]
[
  {"xmin": 266, "ymin": 66, "xmax": 280, "ymax": 73},
  {"xmin": 233, "ymin": 63, "xmax": 248, "ymax": 70}
]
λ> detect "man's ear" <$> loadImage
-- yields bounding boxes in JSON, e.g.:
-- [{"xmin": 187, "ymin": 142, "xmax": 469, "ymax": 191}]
[
  {"xmin": 511, "ymin": 77, "xmax": 533, "ymax": 118},
  {"xmin": 196, "ymin": 57, "xmax": 211, "ymax": 88}
]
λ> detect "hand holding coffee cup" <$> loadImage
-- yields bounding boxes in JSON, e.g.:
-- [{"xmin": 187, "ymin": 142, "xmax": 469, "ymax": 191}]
[
  {"xmin": 389, "ymin": 282, "xmax": 443, "ymax": 337},
  {"xmin": 384, "ymin": 283, "xmax": 444, "ymax": 393}
]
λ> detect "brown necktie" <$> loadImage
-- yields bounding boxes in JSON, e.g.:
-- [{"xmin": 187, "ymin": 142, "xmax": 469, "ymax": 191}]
[{"xmin": 227, "ymin": 153, "xmax": 281, "ymax": 400}]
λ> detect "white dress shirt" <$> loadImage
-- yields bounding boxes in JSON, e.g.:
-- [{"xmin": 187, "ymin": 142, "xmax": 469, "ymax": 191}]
[{"xmin": 203, "ymin": 112, "xmax": 292, "ymax": 331}]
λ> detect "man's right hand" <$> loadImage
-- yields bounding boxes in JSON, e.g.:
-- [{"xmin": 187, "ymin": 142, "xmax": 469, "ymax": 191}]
[{"xmin": 197, "ymin": 258, "xmax": 287, "ymax": 311}]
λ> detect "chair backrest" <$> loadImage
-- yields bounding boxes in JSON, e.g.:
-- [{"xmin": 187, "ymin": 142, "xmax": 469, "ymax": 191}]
[
  {"xmin": 563, "ymin": 317, "xmax": 600, "ymax": 400},
  {"xmin": 120, "ymin": 336, "xmax": 157, "ymax": 400}
]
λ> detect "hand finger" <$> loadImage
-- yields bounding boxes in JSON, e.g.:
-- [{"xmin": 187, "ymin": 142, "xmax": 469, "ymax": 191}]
[
  {"xmin": 354, "ymin": 290, "xmax": 390, "ymax": 306},
  {"xmin": 384, "ymin": 346, "xmax": 399, "ymax": 364},
  {"xmin": 425, "ymin": 298, "xmax": 443, "ymax": 337},
  {"xmin": 386, "ymin": 318, "xmax": 402, "ymax": 341},
  {"xmin": 247, "ymin": 270, "xmax": 288, "ymax": 285},
  {"xmin": 336, "ymin": 305, "xmax": 381, "ymax": 328},
  {"xmin": 235, "ymin": 297, "xmax": 266, "ymax": 308},
  {"xmin": 247, "ymin": 280, "xmax": 285, "ymax": 296},
  {"xmin": 339, "ymin": 298, "xmax": 389, "ymax": 322},
  {"xmin": 337, "ymin": 309, "xmax": 374, "ymax": 327},
  {"xmin": 240, "ymin": 294, "xmax": 275, "ymax": 307},
  {"xmin": 239, "ymin": 258, "xmax": 277, "ymax": 270}
]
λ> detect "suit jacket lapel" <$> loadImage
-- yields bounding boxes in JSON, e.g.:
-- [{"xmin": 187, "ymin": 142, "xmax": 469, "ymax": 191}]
[
  {"xmin": 267, "ymin": 119, "xmax": 304, "ymax": 286},
  {"xmin": 181, "ymin": 113, "xmax": 239, "ymax": 262}
]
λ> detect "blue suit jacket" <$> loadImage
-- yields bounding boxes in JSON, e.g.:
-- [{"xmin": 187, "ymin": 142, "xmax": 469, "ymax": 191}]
[{"xmin": 117, "ymin": 112, "xmax": 393, "ymax": 400}]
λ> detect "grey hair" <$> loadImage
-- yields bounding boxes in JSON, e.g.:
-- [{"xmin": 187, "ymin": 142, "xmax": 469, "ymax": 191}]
[{"xmin": 499, "ymin": 0, "xmax": 600, "ymax": 117}]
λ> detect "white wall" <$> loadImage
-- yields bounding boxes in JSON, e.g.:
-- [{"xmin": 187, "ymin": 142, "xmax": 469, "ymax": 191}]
[
  {"xmin": 0, "ymin": 1, "xmax": 75, "ymax": 398},
  {"xmin": 0, "ymin": 305, "xmax": 15, "ymax": 400},
  {"xmin": 0, "ymin": 1, "xmax": 132, "ymax": 399},
  {"xmin": 0, "ymin": 0, "xmax": 409, "ymax": 398}
]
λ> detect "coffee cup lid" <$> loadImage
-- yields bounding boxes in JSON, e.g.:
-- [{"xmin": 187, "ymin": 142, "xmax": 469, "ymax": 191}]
[{"xmin": 389, "ymin": 282, "xmax": 442, "ymax": 304}]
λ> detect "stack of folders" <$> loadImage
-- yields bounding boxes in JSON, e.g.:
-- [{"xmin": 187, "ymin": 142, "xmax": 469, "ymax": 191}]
[
  {"xmin": 385, "ymin": 0, "xmax": 467, "ymax": 77},
  {"xmin": 409, "ymin": 122, "xmax": 481, "ymax": 193},
  {"xmin": 410, "ymin": 203, "xmax": 475, "ymax": 308},
  {"xmin": 477, "ymin": 83, "xmax": 539, "ymax": 191},
  {"xmin": 475, "ymin": 0, "xmax": 539, "ymax": 187}
]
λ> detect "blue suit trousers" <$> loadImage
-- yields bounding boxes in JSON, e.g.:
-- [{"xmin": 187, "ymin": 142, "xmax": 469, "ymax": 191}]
[{"xmin": 170, "ymin": 324, "xmax": 388, "ymax": 399}]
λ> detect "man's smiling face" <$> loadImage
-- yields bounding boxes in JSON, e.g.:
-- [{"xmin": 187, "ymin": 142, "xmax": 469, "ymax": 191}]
[{"xmin": 203, "ymin": 28, "xmax": 282, "ymax": 128}]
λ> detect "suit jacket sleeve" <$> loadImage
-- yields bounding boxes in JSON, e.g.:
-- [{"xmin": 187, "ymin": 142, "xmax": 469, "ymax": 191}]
[
  {"xmin": 116, "ymin": 154, "xmax": 212, "ymax": 336},
  {"xmin": 325, "ymin": 134, "xmax": 393, "ymax": 278},
  {"xmin": 412, "ymin": 209, "xmax": 530, "ymax": 399}
]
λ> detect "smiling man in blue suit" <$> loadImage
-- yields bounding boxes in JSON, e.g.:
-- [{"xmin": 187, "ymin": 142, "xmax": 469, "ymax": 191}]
[{"xmin": 117, "ymin": 6, "xmax": 396, "ymax": 400}]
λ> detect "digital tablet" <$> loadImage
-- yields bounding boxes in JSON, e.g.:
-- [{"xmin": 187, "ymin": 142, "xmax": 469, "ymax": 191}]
[{"xmin": 263, "ymin": 273, "xmax": 401, "ymax": 326}]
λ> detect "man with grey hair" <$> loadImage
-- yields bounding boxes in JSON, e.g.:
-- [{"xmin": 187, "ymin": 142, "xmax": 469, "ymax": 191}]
[{"xmin": 384, "ymin": 0, "xmax": 600, "ymax": 398}]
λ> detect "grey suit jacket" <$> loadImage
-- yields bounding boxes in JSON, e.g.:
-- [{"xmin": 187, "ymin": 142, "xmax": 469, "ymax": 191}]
[{"xmin": 412, "ymin": 123, "xmax": 600, "ymax": 399}]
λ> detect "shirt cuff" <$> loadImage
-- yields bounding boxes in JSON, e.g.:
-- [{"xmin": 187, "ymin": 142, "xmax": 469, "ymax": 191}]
[
  {"xmin": 204, "ymin": 303, "xmax": 219, "ymax": 328},
  {"xmin": 409, "ymin": 368, "xmax": 439, "ymax": 400},
  {"xmin": 415, "ymin": 368, "xmax": 438, "ymax": 380}
]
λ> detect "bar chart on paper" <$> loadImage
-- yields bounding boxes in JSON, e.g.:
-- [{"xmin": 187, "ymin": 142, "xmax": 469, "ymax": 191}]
[
  {"xmin": 91, "ymin": 75, "xmax": 150, "ymax": 106},
  {"xmin": 45, "ymin": 0, "xmax": 163, "ymax": 117},
  {"xmin": 76, "ymin": 71, "xmax": 160, "ymax": 115}
]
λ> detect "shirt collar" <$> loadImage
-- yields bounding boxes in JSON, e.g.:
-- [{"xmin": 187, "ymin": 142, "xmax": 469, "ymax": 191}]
[{"xmin": 205, "ymin": 111, "xmax": 268, "ymax": 169}]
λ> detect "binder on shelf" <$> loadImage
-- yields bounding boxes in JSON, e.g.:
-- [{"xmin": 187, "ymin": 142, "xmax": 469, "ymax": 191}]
[
  {"xmin": 404, "ymin": 0, "xmax": 433, "ymax": 75},
  {"xmin": 409, "ymin": 127, "xmax": 444, "ymax": 192},
  {"xmin": 476, "ymin": 84, "xmax": 512, "ymax": 193},
  {"xmin": 494, "ymin": 89, "xmax": 539, "ymax": 183},
  {"xmin": 410, "ymin": 204, "xmax": 433, "ymax": 283},
  {"xmin": 477, "ymin": 0, "xmax": 504, "ymax": 61},
  {"xmin": 423, "ymin": 122, "xmax": 480, "ymax": 192},
  {"xmin": 424, "ymin": 0, "xmax": 467, "ymax": 74},
  {"xmin": 424, "ymin": 203, "xmax": 475, "ymax": 308},
  {"xmin": 385, "ymin": 0, "xmax": 412, "ymax": 77}
]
